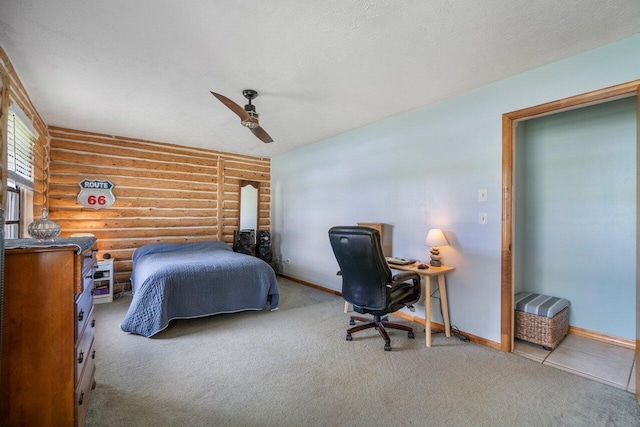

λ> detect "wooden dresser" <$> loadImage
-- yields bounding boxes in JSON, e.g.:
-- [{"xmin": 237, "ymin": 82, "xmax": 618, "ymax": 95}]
[{"xmin": 1, "ymin": 238, "xmax": 98, "ymax": 426}]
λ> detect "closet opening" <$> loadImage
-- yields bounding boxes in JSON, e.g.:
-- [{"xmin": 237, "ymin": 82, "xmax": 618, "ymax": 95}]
[{"xmin": 500, "ymin": 80, "xmax": 640, "ymax": 400}]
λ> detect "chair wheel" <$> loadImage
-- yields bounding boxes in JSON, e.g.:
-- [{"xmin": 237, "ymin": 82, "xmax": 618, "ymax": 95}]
[
  {"xmin": 346, "ymin": 334, "xmax": 352, "ymax": 341},
  {"xmin": 408, "ymin": 331, "xmax": 415, "ymax": 339},
  {"xmin": 349, "ymin": 319, "xmax": 355, "ymax": 326},
  {"xmin": 384, "ymin": 343, "xmax": 391, "ymax": 351}
]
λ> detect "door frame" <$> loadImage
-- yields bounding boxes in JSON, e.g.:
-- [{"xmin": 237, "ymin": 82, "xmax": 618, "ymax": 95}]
[{"xmin": 500, "ymin": 79, "xmax": 640, "ymax": 401}]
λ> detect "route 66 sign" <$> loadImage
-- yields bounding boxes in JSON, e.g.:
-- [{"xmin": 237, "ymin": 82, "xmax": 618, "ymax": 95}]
[{"xmin": 78, "ymin": 179, "xmax": 116, "ymax": 209}]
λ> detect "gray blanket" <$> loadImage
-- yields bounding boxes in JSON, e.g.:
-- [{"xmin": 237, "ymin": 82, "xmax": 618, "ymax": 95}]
[{"xmin": 120, "ymin": 240, "xmax": 279, "ymax": 337}]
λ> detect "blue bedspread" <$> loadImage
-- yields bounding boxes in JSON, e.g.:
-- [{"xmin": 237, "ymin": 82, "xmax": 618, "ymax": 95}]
[{"xmin": 120, "ymin": 240, "xmax": 279, "ymax": 337}]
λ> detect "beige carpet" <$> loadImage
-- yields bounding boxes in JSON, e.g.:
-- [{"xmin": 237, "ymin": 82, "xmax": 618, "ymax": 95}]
[{"xmin": 86, "ymin": 278, "xmax": 640, "ymax": 426}]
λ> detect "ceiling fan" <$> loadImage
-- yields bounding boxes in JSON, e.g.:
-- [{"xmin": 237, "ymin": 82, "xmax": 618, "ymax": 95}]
[{"xmin": 210, "ymin": 89, "xmax": 273, "ymax": 143}]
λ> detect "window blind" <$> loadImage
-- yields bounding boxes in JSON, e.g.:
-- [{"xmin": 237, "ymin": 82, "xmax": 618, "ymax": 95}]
[{"xmin": 7, "ymin": 104, "xmax": 36, "ymax": 189}]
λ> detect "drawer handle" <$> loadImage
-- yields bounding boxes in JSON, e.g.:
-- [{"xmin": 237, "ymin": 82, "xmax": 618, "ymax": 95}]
[
  {"xmin": 84, "ymin": 249, "xmax": 98, "ymax": 259},
  {"xmin": 92, "ymin": 349, "xmax": 96, "ymax": 359},
  {"xmin": 91, "ymin": 319, "xmax": 96, "ymax": 327},
  {"xmin": 78, "ymin": 350, "xmax": 84, "ymax": 364},
  {"xmin": 78, "ymin": 310, "xmax": 84, "ymax": 322},
  {"xmin": 78, "ymin": 391, "xmax": 84, "ymax": 406}
]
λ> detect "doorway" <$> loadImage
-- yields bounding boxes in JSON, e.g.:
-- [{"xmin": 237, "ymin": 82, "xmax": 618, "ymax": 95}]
[{"xmin": 500, "ymin": 80, "xmax": 640, "ymax": 403}]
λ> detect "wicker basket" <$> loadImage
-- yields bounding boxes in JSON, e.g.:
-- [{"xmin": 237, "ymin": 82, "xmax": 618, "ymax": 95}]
[{"xmin": 515, "ymin": 306, "xmax": 569, "ymax": 350}]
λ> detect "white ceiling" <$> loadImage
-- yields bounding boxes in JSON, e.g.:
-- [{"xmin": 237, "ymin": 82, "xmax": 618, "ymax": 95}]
[{"xmin": 1, "ymin": 1, "xmax": 639, "ymax": 158}]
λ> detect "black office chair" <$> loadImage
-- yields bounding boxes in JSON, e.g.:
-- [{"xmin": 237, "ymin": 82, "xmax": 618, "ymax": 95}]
[{"xmin": 328, "ymin": 226, "xmax": 421, "ymax": 351}]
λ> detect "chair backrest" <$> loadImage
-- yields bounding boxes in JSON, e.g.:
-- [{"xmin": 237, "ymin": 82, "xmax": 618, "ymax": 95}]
[{"xmin": 328, "ymin": 226, "xmax": 392, "ymax": 311}]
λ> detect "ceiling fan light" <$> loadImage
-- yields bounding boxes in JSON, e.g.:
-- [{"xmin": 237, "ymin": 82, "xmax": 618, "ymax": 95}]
[{"xmin": 241, "ymin": 120, "xmax": 259, "ymax": 129}]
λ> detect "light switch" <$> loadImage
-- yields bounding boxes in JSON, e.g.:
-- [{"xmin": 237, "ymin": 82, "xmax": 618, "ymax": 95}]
[
  {"xmin": 479, "ymin": 189, "xmax": 487, "ymax": 202},
  {"xmin": 479, "ymin": 212, "xmax": 488, "ymax": 225}
]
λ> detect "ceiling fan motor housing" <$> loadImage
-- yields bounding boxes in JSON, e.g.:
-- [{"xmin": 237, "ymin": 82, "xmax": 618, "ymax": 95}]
[{"xmin": 241, "ymin": 112, "xmax": 259, "ymax": 128}]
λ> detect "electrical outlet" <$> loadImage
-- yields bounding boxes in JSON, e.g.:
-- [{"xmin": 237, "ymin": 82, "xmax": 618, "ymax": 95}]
[
  {"xmin": 479, "ymin": 212, "xmax": 488, "ymax": 225},
  {"xmin": 479, "ymin": 189, "xmax": 487, "ymax": 202}
]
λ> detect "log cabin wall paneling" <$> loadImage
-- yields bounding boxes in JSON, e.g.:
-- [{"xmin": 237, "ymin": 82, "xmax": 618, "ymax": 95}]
[
  {"xmin": 48, "ymin": 127, "xmax": 271, "ymax": 290},
  {"xmin": 0, "ymin": 46, "xmax": 49, "ymax": 212}
]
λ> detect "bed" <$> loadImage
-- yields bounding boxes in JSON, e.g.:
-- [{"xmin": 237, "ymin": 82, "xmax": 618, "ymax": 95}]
[{"xmin": 120, "ymin": 240, "xmax": 279, "ymax": 337}]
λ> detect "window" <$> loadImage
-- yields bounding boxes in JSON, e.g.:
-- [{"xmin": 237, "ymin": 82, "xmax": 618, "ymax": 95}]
[
  {"xmin": 6, "ymin": 103, "xmax": 36, "ymax": 188},
  {"xmin": 4, "ymin": 102, "xmax": 36, "ymax": 238}
]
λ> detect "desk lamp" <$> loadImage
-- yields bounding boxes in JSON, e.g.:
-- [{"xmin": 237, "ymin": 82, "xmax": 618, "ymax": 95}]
[{"xmin": 425, "ymin": 228, "xmax": 448, "ymax": 267}]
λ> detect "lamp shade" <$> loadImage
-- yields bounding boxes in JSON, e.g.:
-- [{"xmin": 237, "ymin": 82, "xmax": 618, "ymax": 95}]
[{"xmin": 425, "ymin": 228, "xmax": 448, "ymax": 247}]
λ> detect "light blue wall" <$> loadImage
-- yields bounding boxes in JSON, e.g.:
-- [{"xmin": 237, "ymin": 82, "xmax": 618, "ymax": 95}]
[
  {"xmin": 517, "ymin": 97, "xmax": 636, "ymax": 339},
  {"xmin": 272, "ymin": 34, "xmax": 640, "ymax": 344}
]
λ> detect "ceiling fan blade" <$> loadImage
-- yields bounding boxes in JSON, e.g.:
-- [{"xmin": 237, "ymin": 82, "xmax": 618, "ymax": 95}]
[
  {"xmin": 210, "ymin": 91, "xmax": 250, "ymax": 121},
  {"xmin": 251, "ymin": 126, "xmax": 274, "ymax": 143}
]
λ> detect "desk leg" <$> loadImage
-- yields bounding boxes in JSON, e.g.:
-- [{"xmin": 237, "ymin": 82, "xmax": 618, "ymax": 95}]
[
  {"xmin": 344, "ymin": 301, "xmax": 351, "ymax": 313},
  {"xmin": 437, "ymin": 274, "xmax": 451, "ymax": 337},
  {"xmin": 425, "ymin": 276, "xmax": 431, "ymax": 348}
]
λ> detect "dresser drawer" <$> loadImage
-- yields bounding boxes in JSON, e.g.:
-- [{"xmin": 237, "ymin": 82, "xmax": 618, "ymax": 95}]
[
  {"xmin": 76, "ymin": 308, "xmax": 95, "ymax": 385},
  {"xmin": 83, "ymin": 266, "xmax": 95, "ymax": 296},
  {"xmin": 76, "ymin": 283, "xmax": 94, "ymax": 339},
  {"xmin": 75, "ymin": 245, "xmax": 98, "ymax": 294},
  {"xmin": 75, "ymin": 347, "xmax": 96, "ymax": 427},
  {"xmin": 82, "ymin": 245, "xmax": 98, "ymax": 275}
]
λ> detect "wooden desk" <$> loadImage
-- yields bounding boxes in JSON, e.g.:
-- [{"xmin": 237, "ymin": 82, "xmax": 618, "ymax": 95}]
[
  {"xmin": 342, "ymin": 262, "xmax": 455, "ymax": 347},
  {"xmin": 391, "ymin": 263, "xmax": 455, "ymax": 347}
]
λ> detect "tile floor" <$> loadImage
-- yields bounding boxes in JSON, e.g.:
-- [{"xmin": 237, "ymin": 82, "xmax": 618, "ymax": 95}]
[{"xmin": 514, "ymin": 334, "xmax": 636, "ymax": 394}]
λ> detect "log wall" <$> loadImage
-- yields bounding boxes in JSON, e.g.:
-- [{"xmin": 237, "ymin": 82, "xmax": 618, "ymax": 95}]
[{"xmin": 48, "ymin": 127, "xmax": 271, "ymax": 290}]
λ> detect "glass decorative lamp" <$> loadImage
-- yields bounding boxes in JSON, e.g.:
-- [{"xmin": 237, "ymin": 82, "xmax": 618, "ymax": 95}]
[
  {"xmin": 425, "ymin": 228, "xmax": 448, "ymax": 267},
  {"xmin": 28, "ymin": 208, "xmax": 61, "ymax": 241}
]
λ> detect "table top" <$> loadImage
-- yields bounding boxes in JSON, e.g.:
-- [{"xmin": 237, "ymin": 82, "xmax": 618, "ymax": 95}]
[
  {"xmin": 4, "ymin": 236, "xmax": 97, "ymax": 254},
  {"xmin": 389, "ymin": 261, "xmax": 455, "ymax": 276}
]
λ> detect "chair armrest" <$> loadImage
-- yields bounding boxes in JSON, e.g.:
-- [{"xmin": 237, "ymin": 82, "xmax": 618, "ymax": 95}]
[
  {"xmin": 391, "ymin": 271, "xmax": 419, "ymax": 285},
  {"xmin": 390, "ymin": 271, "xmax": 421, "ymax": 307}
]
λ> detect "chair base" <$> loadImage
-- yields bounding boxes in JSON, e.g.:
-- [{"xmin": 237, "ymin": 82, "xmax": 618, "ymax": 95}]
[{"xmin": 346, "ymin": 315, "xmax": 414, "ymax": 351}]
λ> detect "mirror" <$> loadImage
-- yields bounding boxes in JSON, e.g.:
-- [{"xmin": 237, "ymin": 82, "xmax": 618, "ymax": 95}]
[{"xmin": 239, "ymin": 180, "xmax": 259, "ymax": 236}]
